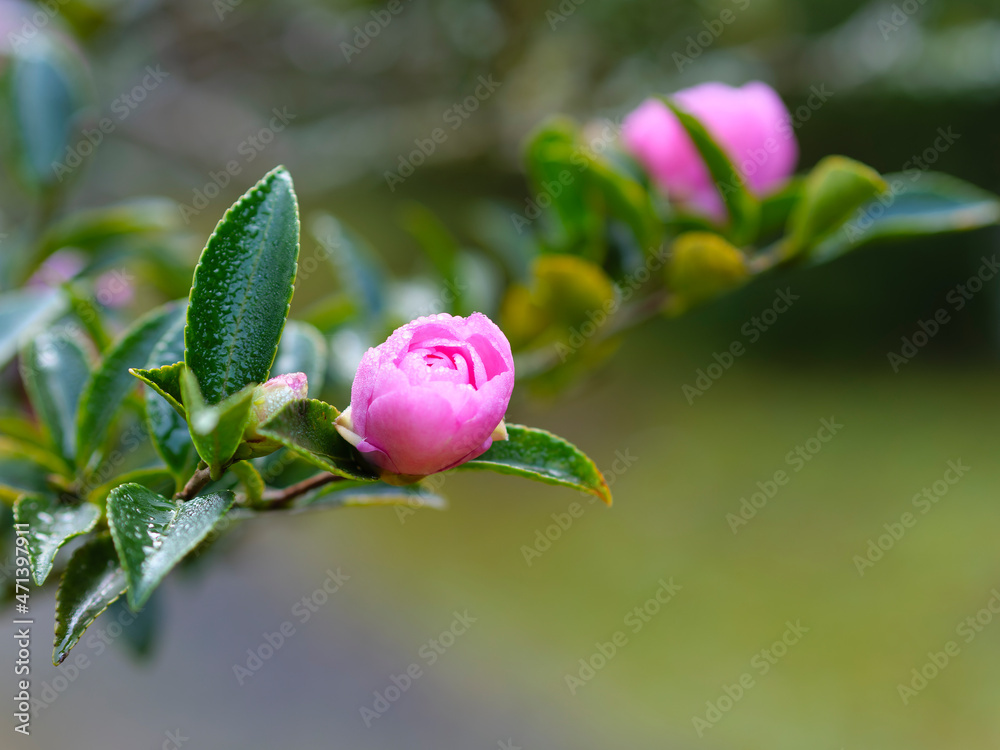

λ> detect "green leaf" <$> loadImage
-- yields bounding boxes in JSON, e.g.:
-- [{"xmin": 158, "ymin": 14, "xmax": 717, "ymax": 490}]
[
  {"xmin": 130, "ymin": 361, "xmax": 185, "ymax": 415},
  {"xmin": 142, "ymin": 318, "xmax": 197, "ymax": 480},
  {"xmin": 311, "ymin": 215, "xmax": 386, "ymax": 319},
  {"xmin": 65, "ymin": 284, "xmax": 112, "ymax": 352},
  {"xmin": 75, "ymin": 302, "xmax": 185, "ymax": 470},
  {"xmin": 0, "ymin": 456, "xmax": 52, "ymax": 502},
  {"xmin": 456, "ymin": 424, "xmax": 611, "ymax": 504},
  {"xmin": 810, "ymin": 172, "xmax": 1000, "ymax": 264},
  {"xmin": 231, "ymin": 461, "xmax": 265, "ymax": 505},
  {"xmin": 5, "ymin": 38, "xmax": 86, "ymax": 191},
  {"xmin": 0, "ymin": 287, "xmax": 67, "ymax": 367},
  {"xmin": 758, "ymin": 178, "xmax": 804, "ymax": 238},
  {"xmin": 36, "ymin": 198, "xmax": 180, "ymax": 267},
  {"xmin": 185, "ymin": 166, "xmax": 300, "ymax": 405},
  {"xmin": 53, "ymin": 534, "xmax": 127, "ymax": 665},
  {"xmin": 108, "ymin": 590, "xmax": 161, "ymax": 660},
  {"xmin": 273, "ymin": 320, "xmax": 328, "ymax": 394},
  {"xmin": 86, "ymin": 467, "xmax": 176, "ymax": 510},
  {"xmin": 660, "ymin": 97, "xmax": 760, "ymax": 246},
  {"xmin": 401, "ymin": 203, "xmax": 464, "ymax": 314},
  {"xmin": 296, "ymin": 481, "xmax": 447, "ymax": 512},
  {"xmin": 257, "ymin": 399, "xmax": 379, "ymax": 481},
  {"xmin": 14, "ymin": 493, "xmax": 100, "ymax": 585},
  {"xmin": 524, "ymin": 119, "xmax": 602, "ymax": 258},
  {"xmin": 20, "ymin": 329, "xmax": 91, "ymax": 464},
  {"xmin": 180, "ymin": 367, "xmax": 255, "ymax": 478},
  {"xmin": 786, "ymin": 155, "xmax": 886, "ymax": 255},
  {"xmin": 106, "ymin": 483, "xmax": 234, "ymax": 610}
]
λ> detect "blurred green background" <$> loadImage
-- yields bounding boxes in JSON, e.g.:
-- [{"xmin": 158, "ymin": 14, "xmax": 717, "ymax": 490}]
[{"xmin": 3, "ymin": 0, "xmax": 1000, "ymax": 747}]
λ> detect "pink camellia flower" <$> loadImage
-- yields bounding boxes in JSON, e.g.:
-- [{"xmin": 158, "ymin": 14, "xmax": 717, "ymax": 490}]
[
  {"xmin": 335, "ymin": 312, "xmax": 515, "ymax": 480},
  {"xmin": 622, "ymin": 81, "xmax": 798, "ymax": 222}
]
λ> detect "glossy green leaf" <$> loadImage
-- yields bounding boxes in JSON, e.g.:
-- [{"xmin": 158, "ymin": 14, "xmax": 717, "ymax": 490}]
[
  {"xmin": 180, "ymin": 367, "xmax": 255, "ymax": 478},
  {"xmin": 810, "ymin": 172, "xmax": 1000, "ymax": 264},
  {"xmin": 786, "ymin": 155, "xmax": 886, "ymax": 255},
  {"xmin": 53, "ymin": 534, "xmax": 127, "ymax": 665},
  {"xmin": 14, "ymin": 493, "xmax": 100, "ymax": 585},
  {"xmin": 130, "ymin": 361, "xmax": 185, "ymax": 415},
  {"xmin": 456, "ymin": 424, "xmax": 611, "ymax": 504},
  {"xmin": 273, "ymin": 320, "xmax": 328, "ymax": 394},
  {"xmin": 184, "ymin": 166, "xmax": 300, "ymax": 405},
  {"xmin": 106, "ymin": 483, "xmax": 234, "ymax": 610},
  {"xmin": 36, "ymin": 198, "xmax": 180, "ymax": 267},
  {"xmin": 21, "ymin": 329, "xmax": 91, "ymax": 464},
  {"xmin": 75, "ymin": 302, "xmax": 185, "ymax": 469},
  {"xmin": 142, "ymin": 318, "xmax": 197, "ymax": 480},
  {"xmin": 0, "ymin": 287, "xmax": 66, "ymax": 367},
  {"xmin": 660, "ymin": 98, "xmax": 760, "ymax": 245},
  {"xmin": 257, "ymin": 399, "xmax": 379, "ymax": 481}
]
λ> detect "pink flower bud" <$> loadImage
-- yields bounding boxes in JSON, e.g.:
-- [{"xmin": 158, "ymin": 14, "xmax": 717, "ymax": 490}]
[
  {"xmin": 622, "ymin": 81, "xmax": 798, "ymax": 222},
  {"xmin": 336, "ymin": 312, "xmax": 514, "ymax": 480},
  {"xmin": 242, "ymin": 372, "xmax": 308, "ymax": 456}
]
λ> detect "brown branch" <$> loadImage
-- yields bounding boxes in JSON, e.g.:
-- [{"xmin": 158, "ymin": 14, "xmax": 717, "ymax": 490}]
[
  {"xmin": 260, "ymin": 472, "xmax": 342, "ymax": 509},
  {"xmin": 174, "ymin": 463, "xmax": 212, "ymax": 501}
]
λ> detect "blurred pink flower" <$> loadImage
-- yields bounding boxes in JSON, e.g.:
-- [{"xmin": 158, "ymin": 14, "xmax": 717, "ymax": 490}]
[
  {"xmin": 95, "ymin": 270, "xmax": 134, "ymax": 308},
  {"xmin": 26, "ymin": 249, "xmax": 85, "ymax": 289},
  {"xmin": 336, "ymin": 312, "xmax": 514, "ymax": 480},
  {"xmin": 622, "ymin": 81, "xmax": 798, "ymax": 222}
]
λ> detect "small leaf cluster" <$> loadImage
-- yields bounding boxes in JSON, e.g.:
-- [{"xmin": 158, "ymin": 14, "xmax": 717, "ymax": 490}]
[{"xmin": 2, "ymin": 167, "xmax": 610, "ymax": 665}]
